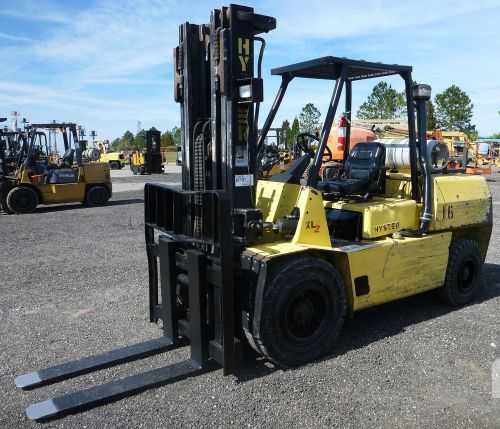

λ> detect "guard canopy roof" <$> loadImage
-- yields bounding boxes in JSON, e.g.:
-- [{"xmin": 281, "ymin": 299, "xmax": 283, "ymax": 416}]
[{"xmin": 271, "ymin": 56, "xmax": 412, "ymax": 81}]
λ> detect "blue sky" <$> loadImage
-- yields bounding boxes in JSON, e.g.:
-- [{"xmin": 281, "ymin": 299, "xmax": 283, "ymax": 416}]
[{"xmin": 1, "ymin": 0, "xmax": 499, "ymax": 140}]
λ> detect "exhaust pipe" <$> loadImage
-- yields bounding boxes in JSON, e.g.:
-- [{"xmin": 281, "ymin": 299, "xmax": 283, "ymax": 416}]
[{"xmin": 401, "ymin": 84, "xmax": 433, "ymax": 238}]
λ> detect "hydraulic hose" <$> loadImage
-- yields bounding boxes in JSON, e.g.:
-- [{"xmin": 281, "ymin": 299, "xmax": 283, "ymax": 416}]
[{"xmin": 253, "ymin": 37, "xmax": 266, "ymax": 139}]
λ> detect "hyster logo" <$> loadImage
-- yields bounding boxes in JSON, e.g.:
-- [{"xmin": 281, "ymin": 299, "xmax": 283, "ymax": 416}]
[
  {"xmin": 306, "ymin": 221, "xmax": 320, "ymax": 233},
  {"xmin": 373, "ymin": 221, "xmax": 400, "ymax": 233},
  {"xmin": 238, "ymin": 38, "xmax": 250, "ymax": 73}
]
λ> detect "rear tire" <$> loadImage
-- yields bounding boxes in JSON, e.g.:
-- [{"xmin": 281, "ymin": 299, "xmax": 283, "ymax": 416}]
[
  {"xmin": 85, "ymin": 186, "xmax": 109, "ymax": 206},
  {"xmin": 110, "ymin": 161, "xmax": 120, "ymax": 170},
  {"xmin": 6, "ymin": 186, "xmax": 38, "ymax": 214},
  {"xmin": 437, "ymin": 239, "xmax": 483, "ymax": 306},
  {"xmin": 251, "ymin": 256, "xmax": 346, "ymax": 367}
]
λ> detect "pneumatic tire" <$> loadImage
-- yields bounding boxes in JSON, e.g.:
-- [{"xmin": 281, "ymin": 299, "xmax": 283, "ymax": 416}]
[
  {"xmin": 110, "ymin": 161, "xmax": 120, "ymax": 170},
  {"xmin": 437, "ymin": 239, "xmax": 483, "ymax": 306},
  {"xmin": 252, "ymin": 256, "xmax": 346, "ymax": 367},
  {"xmin": 6, "ymin": 186, "xmax": 38, "ymax": 214},
  {"xmin": 85, "ymin": 186, "xmax": 109, "ymax": 206}
]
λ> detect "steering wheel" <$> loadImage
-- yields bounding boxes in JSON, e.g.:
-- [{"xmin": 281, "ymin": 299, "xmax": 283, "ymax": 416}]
[{"xmin": 294, "ymin": 132, "xmax": 332, "ymax": 162}]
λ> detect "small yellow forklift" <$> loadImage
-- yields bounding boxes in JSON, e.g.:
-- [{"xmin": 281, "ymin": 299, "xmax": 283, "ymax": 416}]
[
  {"xmin": 129, "ymin": 130, "xmax": 163, "ymax": 174},
  {"xmin": 0, "ymin": 123, "xmax": 111, "ymax": 214},
  {"xmin": 95, "ymin": 140, "xmax": 126, "ymax": 169},
  {"xmin": 15, "ymin": 4, "xmax": 492, "ymax": 421},
  {"xmin": 257, "ymin": 127, "xmax": 294, "ymax": 178}
]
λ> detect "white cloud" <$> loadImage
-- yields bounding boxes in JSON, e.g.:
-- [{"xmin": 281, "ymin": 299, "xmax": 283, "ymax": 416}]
[
  {"xmin": 0, "ymin": 32, "xmax": 33, "ymax": 42},
  {"xmin": 0, "ymin": 0, "xmax": 71, "ymax": 24},
  {"xmin": 261, "ymin": 0, "xmax": 499, "ymax": 41}
]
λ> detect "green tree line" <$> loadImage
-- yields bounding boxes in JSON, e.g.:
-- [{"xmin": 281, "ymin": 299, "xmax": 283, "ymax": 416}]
[
  {"xmin": 110, "ymin": 86, "xmax": 497, "ymax": 152},
  {"xmin": 356, "ymin": 81, "xmax": 480, "ymax": 138},
  {"xmin": 273, "ymin": 82, "xmax": 485, "ymax": 148}
]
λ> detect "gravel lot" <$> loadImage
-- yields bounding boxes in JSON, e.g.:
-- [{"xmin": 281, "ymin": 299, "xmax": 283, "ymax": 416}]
[{"xmin": 1, "ymin": 167, "xmax": 499, "ymax": 428}]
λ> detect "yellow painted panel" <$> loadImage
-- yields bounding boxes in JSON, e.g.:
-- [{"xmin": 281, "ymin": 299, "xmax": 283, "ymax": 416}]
[
  {"xmin": 326, "ymin": 197, "xmax": 419, "ymax": 239},
  {"xmin": 246, "ymin": 239, "xmax": 379, "ymax": 258},
  {"xmin": 348, "ymin": 232, "xmax": 451, "ymax": 310},
  {"xmin": 292, "ymin": 188, "xmax": 331, "ymax": 247},
  {"xmin": 39, "ymin": 183, "xmax": 86, "ymax": 204},
  {"xmin": 246, "ymin": 240, "xmax": 320, "ymax": 257},
  {"xmin": 429, "ymin": 175, "xmax": 492, "ymax": 231},
  {"xmin": 98, "ymin": 153, "xmax": 126, "ymax": 167},
  {"xmin": 255, "ymin": 180, "xmax": 301, "ymax": 222},
  {"xmin": 82, "ymin": 163, "xmax": 110, "ymax": 183},
  {"xmin": 384, "ymin": 174, "xmax": 413, "ymax": 199},
  {"xmin": 131, "ymin": 152, "xmax": 144, "ymax": 166}
]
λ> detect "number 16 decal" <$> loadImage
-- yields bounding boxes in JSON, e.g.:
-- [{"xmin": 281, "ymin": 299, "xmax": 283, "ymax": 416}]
[{"xmin": 442, "ymin": 205, "xmax": 454, "ymax": 220}]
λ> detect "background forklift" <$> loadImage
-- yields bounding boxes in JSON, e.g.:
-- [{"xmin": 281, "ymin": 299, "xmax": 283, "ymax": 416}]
[
  {"xmin": 93, "ymin": 139, "xmax": 126, "ymax": 169},
  {"xmin": 0, "ymin": 127, "xmax": 29, "ymax": 177},
  {"xmin": 257, "ymin": 127, "xmax": 294, "ymax": 178},
  {"xmin": 15, "ymin": 4, "xmax": 492, "ymax": 421},
  {"xmin": 0, "ymin": 123, "xmax": 112, "ymax": 214},
  {"xmin": 130, "ymin": 129, "xmax": 163, "ymax": 174}
]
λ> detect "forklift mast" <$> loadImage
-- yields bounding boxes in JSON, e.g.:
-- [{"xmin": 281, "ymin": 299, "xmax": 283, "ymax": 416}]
[
  {"xmin": 144, "ymin": 129, "xmax": 163, "ymax": 174},
  {"xmin": 175, "ymin": 4, "xmax": 276, "ymax": 212},
  {"xmin": 29, "ymin": 123, "xmax": 80, "ymax": 152}
]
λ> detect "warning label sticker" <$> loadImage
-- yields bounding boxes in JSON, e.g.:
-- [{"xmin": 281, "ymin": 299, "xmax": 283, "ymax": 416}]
[{"xmin": 235, "ymin": 174, "xmax": 254, "ymax": 187}]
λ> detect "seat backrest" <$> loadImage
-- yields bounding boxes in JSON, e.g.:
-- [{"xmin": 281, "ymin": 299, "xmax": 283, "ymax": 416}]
[
  {"xmin": 61, "ymin": 149, "xmax": 75, "ymax": 166},
  {"xmin": 345, "ymin": 142, "xmax": 385, "ymax": 181}
]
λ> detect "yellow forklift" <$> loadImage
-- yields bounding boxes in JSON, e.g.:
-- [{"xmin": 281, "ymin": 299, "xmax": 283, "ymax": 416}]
[
  {"xmin": 257, "ymin": 127, "xmax": 293, "ymax": 178},
  {"xmin": 129, "ymin": 129, "xmax": 163, "ymax": 174},
  {"xmin": 95, "ymin": 140, "xmax": 126, "ymax": 169},
  {"xmin": 15, "ymin": 4, "xmax": 492, "ymax": 421},
  {"xmin": 0, "ymin": 123, "xmax": 111, "ymax": 214}
]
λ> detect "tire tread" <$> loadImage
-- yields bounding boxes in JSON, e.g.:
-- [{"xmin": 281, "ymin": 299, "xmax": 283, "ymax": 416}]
[{"xmin": 253, "ymin": 256, "xmax": 346, "ymax": 367}]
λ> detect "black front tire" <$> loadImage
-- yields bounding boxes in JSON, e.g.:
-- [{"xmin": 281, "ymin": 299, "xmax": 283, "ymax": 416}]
[
  {"xmin": 6, "ymin": 186, "xmax": 38, "ymax": 214},
  {"xmin": 251, "ymin": 256, "xmax": 346, "ymax": 367},
  {"xmin": 85, "ymin": 186, "xmax": 109, "ymax": 206},
  {"xmin": 110, "ymin": 161, "xmax": 120, "ymax": 170},
  {"xmin": 437, "ymin": 239, "xmax": 484, "ymax": 306}
]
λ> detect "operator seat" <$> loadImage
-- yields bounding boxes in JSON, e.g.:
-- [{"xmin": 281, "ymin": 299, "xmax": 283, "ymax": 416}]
[
  {"xmin": 317, "ymin": 142, "xmax": 386, "ymax": 199},
  {"xmin": 44, "ymin": 148, "xmax": 78, "ymax": 184},
  {"xmin": 61, "ymin": 149, "xmax": 75, "ymax": 167}
]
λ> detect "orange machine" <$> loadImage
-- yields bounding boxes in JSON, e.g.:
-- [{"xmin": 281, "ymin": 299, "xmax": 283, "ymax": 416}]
[
  {"xmin": 327, "ymin": 126, "xmax": 377, "ymax": 161},
  {"xmin": 319, "ymin": 125, "xmax": 377, "ymax": 179}
]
